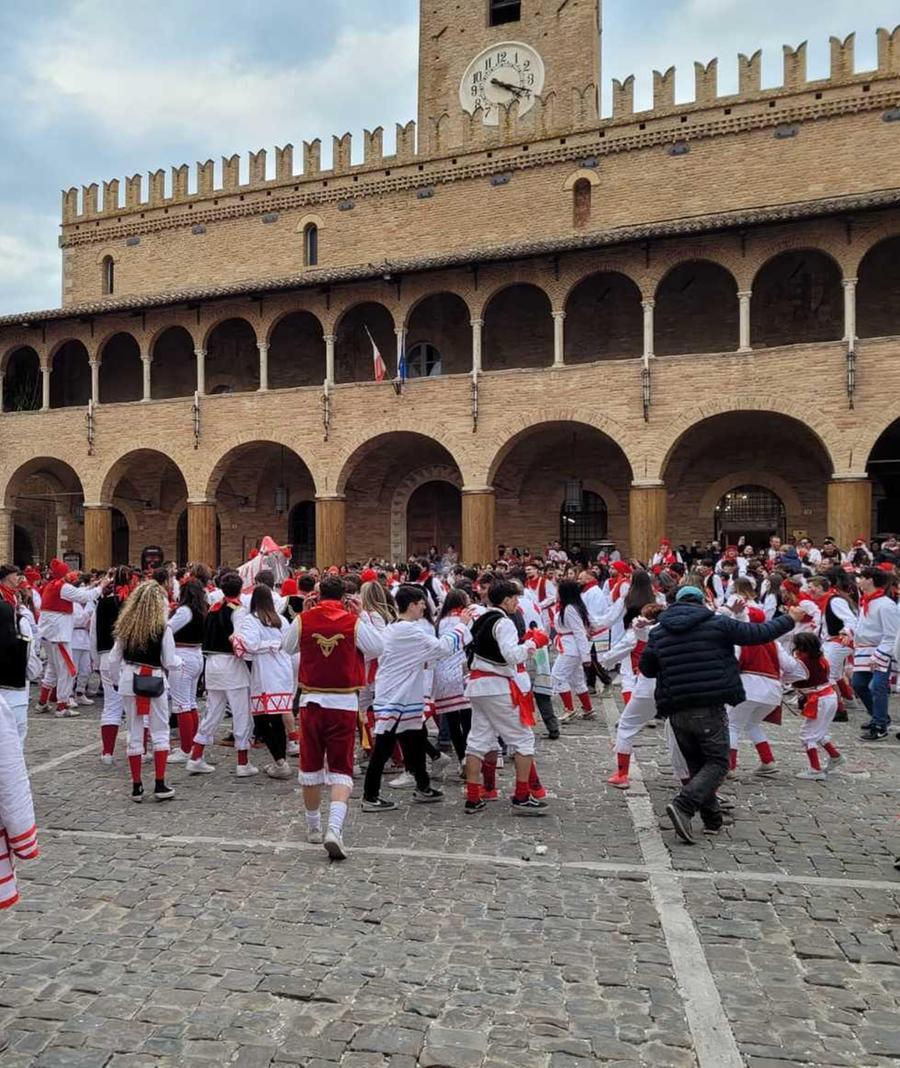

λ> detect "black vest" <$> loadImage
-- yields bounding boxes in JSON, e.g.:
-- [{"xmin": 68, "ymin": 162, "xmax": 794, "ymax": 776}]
[
  {"xmin": 95, "ymin": 594, "xmax": 121, "ymax": 654},
  {"xmin": 282, "ymin": 596, "xmax": 304, "ymax": 623},
  {"xmin": 174, "ymin": 607, "xmax": 204, "ymax": 644},
  {"xmin": 123, "ymin": 634, "xmax": 163, "ymax": 667},
  {"xmin": 824, "ymin": 598, "xmax": 844, "ymax": 637},
  {"xmin": 0, "ymin": 603, "xmax": 27, "ymax": 690},
  {"xmin": 203, "ymin": 603, "xmax": 238, "ymax": 654},
  {"xmin": 468, "ymin": 609, "xmax": 507, "ymax": 667}
]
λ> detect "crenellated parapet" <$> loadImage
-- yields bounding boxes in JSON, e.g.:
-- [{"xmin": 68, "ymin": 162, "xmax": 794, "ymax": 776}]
[{"xmin": 61, "ymin": 25, "xmax": 900, "ymax": 227}]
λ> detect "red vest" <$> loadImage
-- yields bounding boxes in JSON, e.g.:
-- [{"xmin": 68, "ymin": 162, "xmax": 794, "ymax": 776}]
[
  {"xmin": 298, "ymin": 602, "xmax": 365, "ymax": 693},
  {"xmin": 794, "ymin": 651, "xmax": 830, "ymax": 689},
  {"xmin": 739, "ymin": 643, "xmax": 780, "ymax": 679},
  {"xmin": 40, "ymin": 580, "xmax": 73, "ymax": 615}
]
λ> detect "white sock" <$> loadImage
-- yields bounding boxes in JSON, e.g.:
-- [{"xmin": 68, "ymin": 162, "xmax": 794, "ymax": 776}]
[
  {"xmin": 305, "ymin": 809, "xmax": 322, "ymax": 831},
  {"xmin": 328, "ymin": 801, "xmax": 348, "ymax": 834}
]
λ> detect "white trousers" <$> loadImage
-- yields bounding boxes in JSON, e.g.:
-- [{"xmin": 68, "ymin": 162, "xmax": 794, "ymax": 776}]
[
  {"xmin": 615, "ymin": 695, "xmax": 656, "ymax": 754},
  {"xmin": 727, "ymin": 699, "xmax": 773, "ymax": 748},
  {"xmin": 123, "ymin": 695, "xmax": 170, "ymax": 756},
  {"xmin": 466, "ymin": 692, "xmax": 535, "ymax": 758},
  {"xmin": 194, "ymin": 688, "xmax": 252, "ymax": 750},
  {"xmin": 72, "ymin": 649, "xmax": 92, "ymax": 691},
  {"xmin": 824, "ymin": 640, "xmax": 851, "ymax": 683},
  {"xmin": 2, "ymin": 689, "xmax": 28, "ymax": 742},
  {"xmin": 98, "ymin": 651, "xmax": 124, "ymax": 727},
  {"xmin": 42, "ymin": 642, "xmax": 76, "ymax": 705},
  {"xmin": 799, "ymin": 693, "xmax": 838, "ymax": 750},
  {"xmin": 169, "ymin": 648, "xmax": 204, "ymax": 715},
  {"xmin": 551, "ymin": 654, "xmax": 588, "ymax": 696}
]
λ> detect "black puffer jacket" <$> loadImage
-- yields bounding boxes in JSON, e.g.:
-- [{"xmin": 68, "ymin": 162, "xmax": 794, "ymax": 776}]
[{"xmin": 638, "ymin": 602, "xmax": 793, "ymax": 716}]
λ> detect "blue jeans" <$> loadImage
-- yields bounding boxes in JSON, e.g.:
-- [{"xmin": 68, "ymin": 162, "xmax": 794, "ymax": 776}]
[{"xmin": 852, "ymin": 669, "xmax": 891, "ymax": 729}]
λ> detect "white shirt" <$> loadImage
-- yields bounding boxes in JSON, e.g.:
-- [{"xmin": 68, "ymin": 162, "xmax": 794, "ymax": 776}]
[
  {"xmin": 373, "ymin": 618, "xmax": 469, "ymax": 724},
  {"xmin": 38, "ymin": 583, "xmax": 100, "ymax": 644},
  {"xmin": 466, "ymin": 613, "xmax": 534, "ymax": 699}
]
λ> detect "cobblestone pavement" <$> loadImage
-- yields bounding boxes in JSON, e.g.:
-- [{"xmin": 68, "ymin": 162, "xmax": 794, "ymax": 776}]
[{"xmin": 2, "ymin": 690, "xmax": 899, "ymax": 1067}]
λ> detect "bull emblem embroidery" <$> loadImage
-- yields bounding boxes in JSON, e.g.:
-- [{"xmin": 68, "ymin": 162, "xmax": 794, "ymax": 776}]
[{"xmin": 314, "ymin": 632, "xmax": 345, "ymax": 657}]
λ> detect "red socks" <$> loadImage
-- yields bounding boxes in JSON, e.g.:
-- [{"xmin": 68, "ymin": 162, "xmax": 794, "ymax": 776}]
[
  {"xmin": 288, "ymin": 729, "xmax": 299, "ymax": 742},
  {"xmin": 128, "ymin": 754, "xmax": 142, "ymax": 784},
  {"xmin": 100, "ymin": 724, "xmax": 119, "ymax": 756},
  {"xmin": 823, "ymin": 741, "xmax": 841, "ymax": 759},
  {"xmin": 806, "ymin": 747, "xmax": 822, "ymax": 771},
  {"xmin": 237, "ymin": 750, "xmax": 249, "ymax": 766},
  {"xmin": 755, "ymin": 741, "xmax": 774, "ymax": 765},
  {"xmin": 38, "ymin": 686, "xmax": 50, "ymax": 706},
  {"xmin": 466, "ymin": 782, "xmax": 482, "ymax": 803},
  {"xmin": 528, "ymin": 763, "xmax": 542, "ymax": 790},
  {"xmin": 616, "ymin": 752, "xmax": 631, "ymax": 776},
  {"xmin": 622, "ymin": 691, "xmax": 632, "ymax": 705},
  {"xmin": 560, "ymin": 692, "xmax": 574, "ymax": 712},
  {"xmin": 482, "ymin": 754, "xmax": 497, "ymax": 792},
  {"xmin": 154, "ymin": 750, "xmax": 168, "ymax": 781},
  {"xmin": 729, "ymin": 748, "xmax": 738, "ymax": 771},
  {"xmin": 837, "ymin": 677, "xmax": 853, "ymax": 700},
  {"xmin": 177, "ymin": 712, "xmax": 195, "ymax": 753},
  {"xmin": 514, "ymin": 779, "xmax": 530, "ymax": 801},
  {"xmin": 578, "ymin": 692, "xmax": 592, "ymax": 712},
  {"xmin": 190, "ymin": 742, "xmax": 205, "ymax": 761}
]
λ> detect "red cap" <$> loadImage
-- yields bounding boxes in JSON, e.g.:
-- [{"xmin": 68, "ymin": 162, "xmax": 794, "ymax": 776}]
[
  {"xmin": 49, "ymin": 558, "xmax": 69, "ymax": 579},
  {"xmin": 360, "ymin": 568, "xmax": 378, "ymax": 583},
  {"xmin": 611, "ymin": 561, "xmax": 632, "ymax": 575},
  {"xmin": 281, "ymin": 578, "xmax": 299, "ymax": 596},
  {"xmin": 878, "ymin": 562, "xmax": 895, "ymax": 573},
  {"xmin": 24, "ymin": 566, "xmax": 41, "ymax": 584}
]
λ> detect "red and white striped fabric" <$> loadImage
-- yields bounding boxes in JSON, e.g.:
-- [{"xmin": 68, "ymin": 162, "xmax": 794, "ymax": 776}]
[{"xmin": 0, "ymin": 693, "xmax": 38, "ymax": 910}]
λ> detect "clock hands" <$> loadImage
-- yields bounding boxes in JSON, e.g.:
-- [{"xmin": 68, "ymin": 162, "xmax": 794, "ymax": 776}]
[{"xmin": 490, "ymin": 77, "xmax": 532, "ymax": 98}]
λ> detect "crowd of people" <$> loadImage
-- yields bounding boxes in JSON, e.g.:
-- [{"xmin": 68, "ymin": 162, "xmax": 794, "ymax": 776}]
[{"xmin": 0, "ymin": 530, "xmax": 898, "ymax": 896}]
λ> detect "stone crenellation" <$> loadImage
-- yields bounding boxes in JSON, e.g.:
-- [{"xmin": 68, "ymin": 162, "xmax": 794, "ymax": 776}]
[{"xmin": 62, "ymin": 26, "xmax": 900, "ymax": 226}]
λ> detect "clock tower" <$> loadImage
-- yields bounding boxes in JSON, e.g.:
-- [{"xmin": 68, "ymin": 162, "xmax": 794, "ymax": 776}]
[{"xmin": 417, "ymin": 0, "xmax": 601, "ymax": 139}]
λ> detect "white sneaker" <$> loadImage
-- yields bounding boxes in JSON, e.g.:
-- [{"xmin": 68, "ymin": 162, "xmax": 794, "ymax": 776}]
[
  {"xmin": 286, "ymin": 740, "xmax": 300, "ymax": 757},
  {"xmin": 142, "ymin": 751, "xmax": 154, "ymax": 765},
  {"xmin": 754, "ymin": 762, "xmax": 778, "ymax": 777},
  {"xmin": 167, "ymin": 748, "xmax": 188, "ymax": 764},
  {"xmin": 796, "ymin": 768, "xmax": 826, "ymax": 781},
  {"xmin": 386, "ymin": 770, "xmax": 416, "ymax": 789},
  {"xmin": 55, "ymin": 707, "xmax": 80, "ymax": 719},
  {"xmin": 264, "ymin": 761, "xmax": 292, "ymax": 780},
  {"xmin": 306, "ymin": 826, "xmax": 324, "ymax": 845},
  {"xmin": 100, "ymin": 753, "xmax": 114, "ymax": 766},
  {"xmin": 35, "ymin": 703, "xmax": 50, "ymax": 714},
  {"xmin": 186, "ymin": 757, "xmax": 216, "ymax": 775},
  {"xmin": 825, "ymin": 753, "xmax": 846, "ymax": 773},
  {"xmin": 236, "ymin": 763, "xmax": 259, "ymax": 778},
  {"xmin": 430, "ymin": 752, "xmax": 447, "ymax": 777},
  {"xmin": 324, "ymin": 828, "xmax": 347, "ymax": 860},
  {"xmin": 76, "ymin": 694, "xmax": 94, "ymax": 707}
]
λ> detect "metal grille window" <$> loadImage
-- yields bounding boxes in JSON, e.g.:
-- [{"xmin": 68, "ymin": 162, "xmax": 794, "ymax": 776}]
[
  {"xmin": 715, "ymin": 485, "xmax": 786, "ymax": 540},
  {"xmin": 560, "ymin": 490, "xmax": 607, "ymax": 550},
  {"xmin": 490, "ymin": 0, "xmax": 521, "ymax": 26}
]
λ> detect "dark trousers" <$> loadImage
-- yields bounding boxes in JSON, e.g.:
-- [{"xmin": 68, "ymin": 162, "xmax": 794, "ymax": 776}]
[
  {"xmin": 254, "ymin": 715, "xmax": 287, "ymax": 761},
  {"xmin": 584, "ymin": 646, "xmax": 611, "ymax": 690},
  {"xmin": 535, "ymin": 693, "xmax": 559, "ymax": 736},
  {"xmin": 445, "ymin": 709, "xmax": 472, "ymax": 762},
  {"xmin": 364, "ymin": 725, "xmax": 430, "ymax": 800},
  {"xmin": 669, "ymin": 704, "xmax": 729, "ymax": 829}
]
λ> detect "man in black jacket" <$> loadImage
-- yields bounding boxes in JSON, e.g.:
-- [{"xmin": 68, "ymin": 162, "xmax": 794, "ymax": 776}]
[{"xmin": 639, "ymin": 586, "xmax": 803, "ymax": 843}]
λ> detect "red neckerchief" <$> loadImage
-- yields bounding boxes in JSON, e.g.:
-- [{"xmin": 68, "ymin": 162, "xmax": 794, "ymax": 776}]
[
  {"xmin": 610, "ymin": 577, "xmax": 628, "ymax": 602},
  {"xmin": 210, "ymin": 596, "xmax": 241, "ymax": 614},
  {"xmin": 803, "ymin": 588, "xmax": 833, "ymax": 612},
  {"xmin": 861, "ymin": 588, "xmax": 885, "ymax": 616},
  {"xmin": 581, "ymin": 579, "xmax": 599, "ymax": 592},
  {"xmin": 0, "ymin": 585, "xmax": 16, "ymax": 609},
  {"xmin": 115, "ymin": 585, "xmax": 131, "ymax": 602}
]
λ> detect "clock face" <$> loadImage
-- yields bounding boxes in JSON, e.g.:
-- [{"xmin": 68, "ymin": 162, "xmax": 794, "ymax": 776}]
[{"xmin": 459, "ymin": 42, "xmax": 545, "ymax": 126}]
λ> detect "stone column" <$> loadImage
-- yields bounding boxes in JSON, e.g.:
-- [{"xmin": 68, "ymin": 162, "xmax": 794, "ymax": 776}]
[
  {"xmin": 629, "ymin": 482, "xmax": 668, "ymax": 563},
  {"xmin": 842, "ymin": 277, "xmax": 858, "ymax": 345},
  {"xmin": 827, "ymin": 478, "xmax": 871, "ymax": 549},
  {"xmin": 41, "ymin": 365, "xmax": 51, "ymax": 411},
  {"xmin": 324, "ymin": 334, "xmax": 336, "ymax": 387},
  {"xmin": 258, "ymin": 342, "xmax": 269, "ymax": 392},
  {"xmin": 552, "ymin": 311, "xmax": 566, "ymax": 367},
  {"xmin": 462, "ymin": 488, "xmax": 495, "ymax": 566},
  {"xmin": 141, "ymin": 355, "xmax": 152, "ymax": 401},
  {"xmin": 187, "ymin": 501, "xmax": 218, "ymax": 565},
  {"xmin": 84, "ymin": 505, "xmax": 112, "ymax": 570},
  {"xmin": 316, "ymin": 496, "xmax": 346, "ymax": 569},
  {"xmin": 738, "ymin": 291, "xmax": 752, "ymax": 353},
  {"xmin": 194, "ymin": 348, "xmax": 206, "ymax": 396},
  {"xmin": 642, "ymin": 300, "xmax": 655, "ymax": 361},
  {"xmin": 0, "ymin": 507, "xmax": 14, "ymax": 562},
  {"xmin": 470, "ymin": 318, "xmax": 483, "ymax": 374},
  {"xmin": 0, "ymin": 372, "xmax": 4, "ymax": 413},
  {"xmin": 89, "ymin": 359, "xmax": 100, "ymax": 405}
]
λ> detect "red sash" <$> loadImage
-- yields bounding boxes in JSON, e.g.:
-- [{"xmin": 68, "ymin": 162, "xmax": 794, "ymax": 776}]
[
  {"xmin": 135, "ymin": 665, "xmax": 154, "ymax": 716},
  {"xmin": 469, "ymin": 668, "xmax": 536, "ymax": 726},
  {"xmin": 800, "ymin": 684, "xmax": 835, "ymax": 720}
]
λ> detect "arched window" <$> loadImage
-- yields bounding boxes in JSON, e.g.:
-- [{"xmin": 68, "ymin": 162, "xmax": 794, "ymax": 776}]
[
  {"xmin": 303, "ymin": 224, "xmax": 319, "ymax": 267},
  {"xmin": 714, "ymin": 485, "xmax": 786, "ymax": 544},
  {"xmin": 407, "ymin": 342, "xmax": 442, "ymax": 378},
  {"xmin": 101, "ymin": 256, "xmax": 115, "ymax": 296},
  {"xmin": 560, "ymin": 489, "xmax": 607, "ymax": 551},
  {"xmin": 573, "ymin": 178, "xmax": 592, "ymax": 229}
]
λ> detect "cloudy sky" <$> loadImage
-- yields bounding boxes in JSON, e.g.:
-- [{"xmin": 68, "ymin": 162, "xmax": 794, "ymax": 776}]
[{"xmin": 0, "ymin": 0, "xmax": 896, "ymax": 314}]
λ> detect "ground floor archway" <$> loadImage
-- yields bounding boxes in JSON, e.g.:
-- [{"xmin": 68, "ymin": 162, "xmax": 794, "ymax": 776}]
[
  {"xmin": 289, "ymin": 500, "xmax": 316, "ymax": 566},
  {"xmin": 868, "ymin": 418, "xmax": 900, "ymax": 536},
  {"xmin": 406, "ymin": 481, "xmax": 461, "ymax": 558},
  {"xmin": 714, "ymin": 485, "xmax": 787, "ymax": 545},
  {"xmin": 4, "ymin": 457, "xmax": 85, "ymax": 565}
]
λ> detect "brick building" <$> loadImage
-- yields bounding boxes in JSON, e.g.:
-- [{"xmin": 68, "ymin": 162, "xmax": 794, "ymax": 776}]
[{"xmin": 1, "ymin": 0, "xmax": 899, "ymax": 570}]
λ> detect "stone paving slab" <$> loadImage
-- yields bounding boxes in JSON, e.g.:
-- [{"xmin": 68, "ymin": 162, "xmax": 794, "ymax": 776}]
[{"xmin": 1, "ymin": 690, "xmax": 898, "ymax": 1066}]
